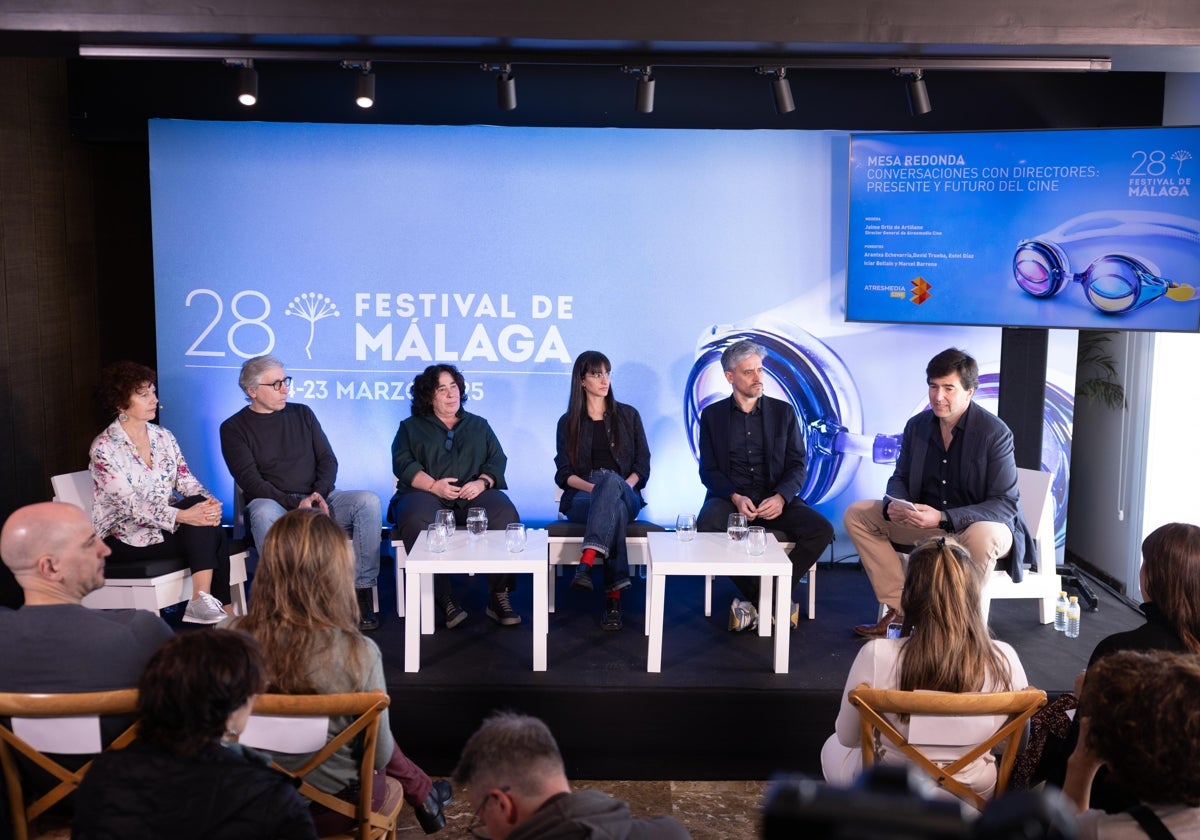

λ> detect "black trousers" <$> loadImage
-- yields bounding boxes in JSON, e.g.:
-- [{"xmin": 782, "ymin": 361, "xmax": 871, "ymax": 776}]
[
  {"xmin": 104, "ymin": 524, "xmax": 232, "ymax": 602},
  {"xmin": 389, "ymin": 489, "xmax": 521, "ymax": 597},
  {"xmin": 697, "ymin": 495, "xmax": 833, "ymax": 602}
]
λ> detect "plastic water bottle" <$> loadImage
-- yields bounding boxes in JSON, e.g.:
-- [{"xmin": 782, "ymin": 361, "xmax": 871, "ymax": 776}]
[
  {"xmin": 1065, "ymin": 596, "xmax": 1081, "ymax": 638},
  {"xmin": 1054, "ymin": 591, "xmax": 1069, "ymax": 632}
]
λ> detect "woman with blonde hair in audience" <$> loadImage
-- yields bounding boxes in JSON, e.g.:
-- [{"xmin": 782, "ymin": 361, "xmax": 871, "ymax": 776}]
[
  {"xmin": 821, "ymin": 536, "xmax": 1027, "ymax": 798},
  {"xmin": 226, "ymin": 508, "xmax": 451, "ymax": 835}
]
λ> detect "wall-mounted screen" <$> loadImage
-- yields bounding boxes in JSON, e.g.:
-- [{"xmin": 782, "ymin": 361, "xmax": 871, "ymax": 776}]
[{"xmin": 846, "ymin": 126, "xmax": 1200, "ymax": 332}]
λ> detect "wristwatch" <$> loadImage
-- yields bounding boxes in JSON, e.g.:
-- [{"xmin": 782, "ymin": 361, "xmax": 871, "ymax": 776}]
[
  {"xmin": 940, "ymin": 511, "xmax": 952, "ymax": 532},
  {"xmin": 479, "ymin": 475, "xmax": 494, "ymax": 490}
]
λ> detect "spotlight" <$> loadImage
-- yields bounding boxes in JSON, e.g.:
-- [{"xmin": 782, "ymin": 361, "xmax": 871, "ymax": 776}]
[
  {"xmin": 484, "ymin": 63, "xmax": 517, "ymax": 111},
  {"xmin": 623, "ymin": 65, "xmax": 655, "ymax": 114},
  {"xmin": 896, "ymin": 68, "xmax": 931, "ymax": 116},
  {"xmin": 758, "ymin": 66, "xmax": 795, "ymax": 115},
  {"xmin": 225, "ymin": 59, "xmax": 257, "ymax": 107},
  {"xmin": 339, "ymin": 60, "xmax": 375, "ymax": 108}
]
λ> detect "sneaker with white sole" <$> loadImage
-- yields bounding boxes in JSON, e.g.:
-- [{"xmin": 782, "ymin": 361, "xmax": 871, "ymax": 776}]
[
  {"xmin": 728, "ymin": 598, "xmax": 759, "ymax": 632},
  {"xmin": 183, "ymin": 591, "xmax": 227, "ymax": 624},
  {"xmin": 486, "ymin": 590, "xmax": 522, "ymax": 626}
]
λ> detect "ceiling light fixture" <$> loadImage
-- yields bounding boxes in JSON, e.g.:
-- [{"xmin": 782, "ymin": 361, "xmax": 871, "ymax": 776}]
[
  {"xmin": 623, "ymin": 65, "xmax": 655, "ymax": 114},
  {"xmin": 896, "ymin": 67, "xmax": 931, "ymax": 116},
  {"xmin": 342, "ymin": 60, "xmax": 375, "ymax": 108},
  {"xmin": 224, "ymin": 58, "xmax": 257, "ymax": 106},
  {"xmin": 758, "ymin": 66, "xmax": 795, "ymax": 114}
]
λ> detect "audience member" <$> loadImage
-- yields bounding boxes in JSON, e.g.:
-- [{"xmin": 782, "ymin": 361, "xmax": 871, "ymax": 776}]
[
  {"xmin": 1036, "ymin": 522, "xmax": 1200, "ymax": 805},
  {"xmin": 453, "ymin": 711, "xmax": 691, "ymax": 839},
  {"xmin": 0, "ymin": 501, "xmax": 173, "ymax": 722},
  {"xmin": 822, "ymin": 536, "xmax": 1027, "ymax": 800},
  {"xmin": 554, "ymin": 350, "xmax": 651, "ymax": 631},
  {"xmin": 71, "ymin": 629, "xmax": 317, "ymax": 840},
  {"xmin": 225, "ymin": 508, "xmax": 451, "ymax": 834},
  {"xmin": 90, "ymin": 360, "xmax": 231, "ymax": 624},
  {"xmin": 1063, "ymin": 649, "xmax": 1200, "ymax": 838},
  {"xmin": 220, "ymin": 354, "xmax": 383, "ymax": 631},
  {"xmin": 843, "ymin": 347, "xmax": 1034, "ymax": 638},
  {"xmin": 695, "ymin": 339, "xmax": 833, "ymax": 632},
  {"xmin": 389, "ymin": 363, "xmax": 522, "ymax": 628}
]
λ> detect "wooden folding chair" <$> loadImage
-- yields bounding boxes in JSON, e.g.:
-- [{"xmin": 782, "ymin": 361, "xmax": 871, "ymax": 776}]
[
  {"xmin": 0, "ymin": 689, "xmax": 140, "ymax": 840},
  {"xmin": 848, "ymin": 684, "xmax": 1047, "ymax": 811},
  {"xmin": 239, "ymin": 691, "xmax": 403, "ymax": 840}
]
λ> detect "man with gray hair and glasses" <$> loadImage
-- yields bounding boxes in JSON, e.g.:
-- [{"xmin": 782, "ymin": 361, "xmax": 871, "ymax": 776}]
[
  {"xmin": 454, "ymin": 711, "xmax": 690, "ymax": 839},
  {"xmin": 220, "ymin": 354, "xmax": 383, "ymax": 631},
  {"xmin": 696, "ymin": 339, "xmax": 834, "ymax": 632}
]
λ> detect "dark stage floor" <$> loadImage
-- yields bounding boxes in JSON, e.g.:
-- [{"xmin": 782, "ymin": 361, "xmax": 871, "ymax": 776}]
[{"xmin": 369, "ymin": 553, "xmax": 1143, "ymax": 781}]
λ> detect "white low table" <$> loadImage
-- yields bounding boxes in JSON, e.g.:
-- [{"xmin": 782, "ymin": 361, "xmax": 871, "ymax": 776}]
[
  {"xmin": 645, "ymin": 531, "xmax": 792, "ymax": 674},
  {"xmin": 404, "ymin": 528, "xmax": 548, "ymax": 673}
]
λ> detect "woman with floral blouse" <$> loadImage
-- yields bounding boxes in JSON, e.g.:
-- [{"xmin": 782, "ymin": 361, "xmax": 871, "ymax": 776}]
[{"xmin": 89, "ymin": 361, "xmax": 231, "ymax": 624}]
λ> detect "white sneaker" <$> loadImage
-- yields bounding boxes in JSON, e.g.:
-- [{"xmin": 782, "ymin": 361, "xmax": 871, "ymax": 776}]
[
  {"xmin": 728, "ymin": 598, "xmax": 759, "ymax": 632},
  {"xmin": 183, "ymin": 591, "xmax": 227, "ymax": 624}
]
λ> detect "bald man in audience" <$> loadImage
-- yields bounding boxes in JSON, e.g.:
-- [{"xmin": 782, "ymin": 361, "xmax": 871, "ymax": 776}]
[{"xmin": 0, "ymin": 502, "xmax": 174, "ymax": 699}]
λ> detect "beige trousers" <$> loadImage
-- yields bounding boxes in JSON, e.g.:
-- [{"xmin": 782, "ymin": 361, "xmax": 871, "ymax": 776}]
[{"xmin": 843, "ymin": 499, "xmax": 1013, "ymax": 611}]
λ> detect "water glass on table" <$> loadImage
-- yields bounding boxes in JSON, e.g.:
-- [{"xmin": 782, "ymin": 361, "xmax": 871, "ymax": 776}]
[
  {"xmin": 676, "ymin": 514, "xmax": 696, "ymax": 542},
  {"xmin": 505, "ymin": 523, "xmax": 527, "ymax": 553},
  {"xmin": 466, "ymin": 506, "xmax": 488, "ymax": 536},
  {"xmin": 435, "ymin": 508, "xmax": 456, "ymax": 537},
  {"xmin": 746, "ymin": 525, "xmax": 766, "ymax": 555},
  {"xmin": 426, "ymin": 523, "xmax": 448, "ymax": 554},
  {"xmin": 727, "ymin": 513, "xmax": 748, "ymax": 542}
]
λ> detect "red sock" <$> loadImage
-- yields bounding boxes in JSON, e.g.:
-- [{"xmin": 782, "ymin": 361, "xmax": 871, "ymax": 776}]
[
  {"xmin": 580, "ymin": 548, "xmax": 597, "ymax": 567},
  {"xmin": 607, "ymin": 588, "xmax": 622, "ymax": 600}
]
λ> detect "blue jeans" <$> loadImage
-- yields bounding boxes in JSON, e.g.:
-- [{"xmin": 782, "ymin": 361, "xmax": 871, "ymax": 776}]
[
  {"xmin": 563, "ymin": 470, "xmax": 640, "ymax": 592},
  {"xmin": 248, "ymin": 489, "xmax": 382, "ymax": 588}
]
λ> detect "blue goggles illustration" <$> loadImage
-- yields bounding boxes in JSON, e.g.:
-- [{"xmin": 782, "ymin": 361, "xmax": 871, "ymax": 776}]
[{"xmin": 1013, "ymin": 211, "xmax": 1198, "ymax": 315}]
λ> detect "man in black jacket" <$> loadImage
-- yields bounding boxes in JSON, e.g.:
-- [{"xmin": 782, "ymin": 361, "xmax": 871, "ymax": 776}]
[
  {"xmin": 696, "ymin": 339, "xmax": 834, "ymax": 632},
  {"xmin": 844, "ymin": 347, "xmax": 1033, "ymax": 638}
]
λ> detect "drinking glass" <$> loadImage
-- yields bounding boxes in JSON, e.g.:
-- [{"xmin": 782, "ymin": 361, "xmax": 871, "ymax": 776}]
[
  {"xmin": 675, "ymin": 514, "xmax": 696, "ymax": 542},
  {"xmin": 505, "ymin": 523, "xmax": 527, "ymax": 553},
  {"xmin": 727, "ymin": 513, "xmax": 748, "ymax": 542},
  {"xmin": 435, "ymin": 508, "xmax": 456, "ymax": 537},
  {"xmin": 466, "ymin": 507, "xmax": 488, "ymax": 536},
  {"xmin": 426, "ymin": 523, "xmax": 448, "ymax": 554},
  {"xmin": 746, "ymin": 526, "xmax": 767, "ymax": 556}
]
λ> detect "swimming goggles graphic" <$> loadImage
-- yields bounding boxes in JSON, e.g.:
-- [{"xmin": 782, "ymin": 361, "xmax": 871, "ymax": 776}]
[{"xmin": 1013, "ymin": 211, "xmax": 1198, "ymax": 314}]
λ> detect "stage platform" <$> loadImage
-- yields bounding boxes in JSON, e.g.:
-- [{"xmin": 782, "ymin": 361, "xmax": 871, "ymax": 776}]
[{"xmin": 365, "ymin": 554, "xmax": 1139, "ymax": 781}]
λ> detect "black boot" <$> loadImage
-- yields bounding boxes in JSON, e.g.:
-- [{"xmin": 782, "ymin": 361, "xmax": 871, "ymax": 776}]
[
  {"xmin": 414, "ymin": 779, "xmax": 452, "ymax": 834},
  {"xmin": 355, "ymin": 587, "xmax": 380, "ymax": 632}
]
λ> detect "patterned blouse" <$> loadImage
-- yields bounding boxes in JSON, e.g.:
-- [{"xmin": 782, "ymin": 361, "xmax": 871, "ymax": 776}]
[{"xmin": 89, "ymin": 419, "xmax": 211, "ymax": 546}]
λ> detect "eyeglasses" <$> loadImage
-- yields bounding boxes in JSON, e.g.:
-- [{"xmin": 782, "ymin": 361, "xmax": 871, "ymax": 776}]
[
  {"xmin": 445, "ymin": 429, "xmax": 456, "ymax": 452},
  {"xmin": 257, "ymin": 376, "xmax": 293, "ymax": 392},
  {"xmin": 585, "ymin": 370, "xmax": 611, "ymax": 380},
  {"xmin": 465, "ymin": 787, "xmax": 509, "ymax": 839}
]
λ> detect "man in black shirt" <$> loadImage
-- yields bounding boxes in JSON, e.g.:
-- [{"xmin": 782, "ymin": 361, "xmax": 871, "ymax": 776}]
[{"xmin": 696, "ymin": 340, "xmax": 834, "ymax": 632}]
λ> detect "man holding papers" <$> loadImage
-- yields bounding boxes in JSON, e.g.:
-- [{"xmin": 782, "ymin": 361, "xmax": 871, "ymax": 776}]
[{"xmin": 843, "ymin": 348, "xmax": 1035, "ymax": 637}]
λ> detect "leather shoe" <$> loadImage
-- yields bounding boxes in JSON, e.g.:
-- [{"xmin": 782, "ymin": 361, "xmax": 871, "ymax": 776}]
[
  {"xmin": 853, "ymin": 607, "xmax": 900, "ymax": 638},
  {"xmin": 415, "ymin": 779, "xmax": 452, "ymax": 834}
]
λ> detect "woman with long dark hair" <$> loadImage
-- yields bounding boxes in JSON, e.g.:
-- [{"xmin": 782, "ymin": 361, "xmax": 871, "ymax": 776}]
[
  {"xmin": 821, "ymin": 536, "xmax": 1026, "ymax": 798},
  {"xmin": 227, "ymin": 509, "xmax": 452, "ymax": 835},
  {"xmin": 554, "ymin": 350, "xmax": 650, "ymax": 631}
]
